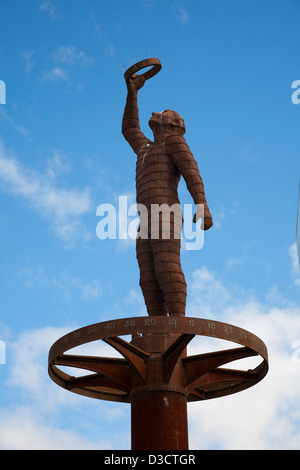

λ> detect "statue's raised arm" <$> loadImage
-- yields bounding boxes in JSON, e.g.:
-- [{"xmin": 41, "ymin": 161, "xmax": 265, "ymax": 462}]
[{"xmin": 122, "ymin": 73, "xmax": 152, "ymax": 155}]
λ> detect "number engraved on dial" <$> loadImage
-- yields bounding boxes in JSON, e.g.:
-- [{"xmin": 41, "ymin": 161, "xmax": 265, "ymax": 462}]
[
  {"xmin": 239, "ymin": 330, "xmax": 247, "ymax": 340},
  {"xmin": 123, "ymin": 319, "xmax": 135, "ymax": 328},
  {"xmin": 88, "ymin": 326, "xmax": 97, "ymax": 335},
  {"xmin": 223, "ymin": 324, "xmax": 233, "ymax": 334},
  {"xmin": 168, "ymin": 318, "xmax": 177, "ymax": 327},
  {"xmin": 144, "ymin": 318, "xmax": 156, "ymax": 326}
]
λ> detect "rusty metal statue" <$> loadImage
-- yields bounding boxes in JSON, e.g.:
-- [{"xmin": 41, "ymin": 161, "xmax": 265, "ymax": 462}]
[
  {"xmin": 48, "ymin": 59, "xmax": 268, "ymax": 451},
  {"xmin": 122, "ymin": 58, "xmax": 213, "ymax": 317}
]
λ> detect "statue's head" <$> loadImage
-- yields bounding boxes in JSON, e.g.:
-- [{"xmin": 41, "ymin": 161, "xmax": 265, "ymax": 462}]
[{"xmin": 148, "ymin": 109, "xmax": 186, "ymax": 136}]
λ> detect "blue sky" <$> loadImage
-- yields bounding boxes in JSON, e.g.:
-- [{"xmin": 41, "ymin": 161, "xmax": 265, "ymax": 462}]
[{"xmin": 0, "ymin": 0, "xmax": 299, "ymax": 450}]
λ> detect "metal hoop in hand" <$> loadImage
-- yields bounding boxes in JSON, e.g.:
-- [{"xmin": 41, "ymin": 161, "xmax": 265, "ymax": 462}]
[{"xmin": 124, "ymin": 58, "xmax": 162, "ymax": 82}]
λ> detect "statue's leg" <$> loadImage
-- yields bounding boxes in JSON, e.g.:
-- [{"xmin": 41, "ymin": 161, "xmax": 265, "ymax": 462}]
[
  {"xmin": 136, "ymin": 236, "xmax": 168, "ymax": 316},
  {"xmin": 151, "ymin": 238, "xmax": 187, "ymax": 317}
]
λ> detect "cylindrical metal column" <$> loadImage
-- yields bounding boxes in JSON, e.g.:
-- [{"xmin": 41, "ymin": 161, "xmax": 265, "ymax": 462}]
[
  {"xmin": 131, "ymin": 390, "xmax": 188, "ymax": 450},
  {"xmin": 130, "ymin": 332, "xmax": 189, "ymax": 450}
]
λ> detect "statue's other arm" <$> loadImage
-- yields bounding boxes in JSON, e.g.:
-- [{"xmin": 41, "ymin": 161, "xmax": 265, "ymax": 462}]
[
  {"xmin": 122, "ymin": 76, "xmax": 151, "ymax": 154},
  {"xmin": 165, "ymin": 134, "xmax": 213, "ymax": 230}
]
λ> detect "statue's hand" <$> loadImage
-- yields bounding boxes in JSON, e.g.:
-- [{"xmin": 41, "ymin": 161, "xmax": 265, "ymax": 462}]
[
  {"xmin": 126, "ymin": 73, "xmax": 146, "ymax": 92},
  {"xmin": 193, "ymin": 207, "xmax": 213, "ymax": 230}
]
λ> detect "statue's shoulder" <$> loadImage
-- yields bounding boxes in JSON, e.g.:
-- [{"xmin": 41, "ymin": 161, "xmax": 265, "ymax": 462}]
[
  {"xmin": 165, "ymin": 134, "xmax": 186, "ymax": 144},
  {"xmin": 164, "ymin": 134, "xmax": 189, "ymax": 154}
]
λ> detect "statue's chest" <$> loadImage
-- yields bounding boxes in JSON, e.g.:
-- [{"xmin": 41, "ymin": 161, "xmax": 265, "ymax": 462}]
[{"xmin": 136, "ymin": 142, "xmax": 174, "ymax": 182}]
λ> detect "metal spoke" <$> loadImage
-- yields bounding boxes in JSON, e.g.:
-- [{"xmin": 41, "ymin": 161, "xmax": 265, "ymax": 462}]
[
  {"xmin": 187, "ymin": 367, "xmax": 256, "ymax": 399},
  {"xmin": 103, "ymin": 336, "xmax": 150, "ymax": 382},
  {"xmin": 55, "ymin": 354, "xmax": 131, "ymax": 388},
  {"xmin": 162, "ymin": 334, "xmax": 195, "ymax": 381},
  {"xmin": 67, "ymin": 373, "xmax": 130, "ymax": 392},
  {"xmin": 183, "ymin": 346, "xmax": 257, "ymax": 388}
]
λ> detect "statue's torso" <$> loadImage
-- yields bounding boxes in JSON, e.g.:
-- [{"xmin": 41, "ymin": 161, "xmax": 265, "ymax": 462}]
[{"xmin": 136, "ymin": 140, "xmax": 181, "ymax": 208}]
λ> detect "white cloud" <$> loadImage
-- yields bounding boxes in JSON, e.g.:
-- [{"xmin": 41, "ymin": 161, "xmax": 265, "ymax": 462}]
[
  {"xmin": 6, "ymin": 326, "xmax": 123, "ymax": 405},
  {"xmin": 18, "ymin": 266, "xmax": 102, "ymax": 300},
  {"xmin": 21, "ymin": 50, "xmax": 35, "ymax": 72},
  {"xmin": 39, "ymin": 46, "xmax": 94, "ymax": 86},
  {"xmin": 38, "ymin": 0, "xmax": 58, "ymax": 21},
  {"xmin": 46, "ymin": 149, "xmax": 71, "ymax": 179},
  {"xmin": 0, "ymin": 140, "xmax": 91, "ymax": 242},
  {"xmin": 39, "ymin": 67, "xmax": 69, "ymax": 82},
  {"xmin": 72, "ymin": 278, "xmax": 102, "ymax": 299},
  {"xmin": 52, "ymin": 46, "xmax": 95, "ymax": 67},
  {"xmin": 138, "ymin": 0, "xmax": 153, "ymax": 8},
  {"xmin": 0, "ymin": 406, "xmax": 111, "ymax": 450},
  {"xmin": 6, "ymin": 326, "xmax": 72, "ymax": 407},
  {"xmin": 0, "ymin": 107, "xmax": 30, "ymax": 138},
  {"xmin": 186, "ymin": 263, "xmax": 300, "ymax": 450},
  {"xmin": 289, "ymin": 242, "xmax": 300, "ymax": 286},
  {"xmin": 172, "ymin": 3, "xmax": 189, "ymax": 24},
  {"xmin": 0, "ymin": 325, "xmax": 129, "ymax": 449},
  {"xmin": 188, "ymin": 266, "xmax": 232, "ymax": 318},
  {"xmin": 89, "ymin": 10, "xmax": 115, "ymax": 59},
  {"xmin": 225, "ymin": 256, "xmax": 243, "ymax": 270},
  {"xmin": 188, "ymin": 303, "xmax": 300, "ymax": 449}
]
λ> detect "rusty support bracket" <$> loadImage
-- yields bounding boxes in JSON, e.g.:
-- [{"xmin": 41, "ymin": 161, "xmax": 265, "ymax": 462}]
[
  {"xmin": 162, "ymin": 333, "xmax": 195, "ymax": 382},
  {"xmin": 103, "ymin": 336, "xmax": 150, "ymax": 383},
  {"xmin": 183, "ymin": 346, "xmax": 258, "ymax": 389},
  {"xmin": 55, "ymin": 354, "xmax": 131, "ymax": 390}
]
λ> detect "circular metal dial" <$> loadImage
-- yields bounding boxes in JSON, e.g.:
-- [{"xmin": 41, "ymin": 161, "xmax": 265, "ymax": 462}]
[{"xmin": 48, "ymin": 316, "xmax": 268, "ymax": 403}]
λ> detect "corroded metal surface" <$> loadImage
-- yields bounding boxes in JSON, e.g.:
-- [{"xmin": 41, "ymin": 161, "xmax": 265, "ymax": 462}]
[
  {"xmin": 48, "ymin": 316, "xmax": 268, "ymax": 404},
  {"xmin": 48, "ymin": 58, "xmax": 269, "ymax": 450},
  {"xmin": 122, "ymin": 58, "xmax": 213, "ymax": 318},
  {"xmin": 124, "ymin": 58, "xmax": 162, "ymax": 82},
  {"xmin": 131, "ymin": 389, "xmax": 189, "ymax": 450}
]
